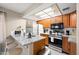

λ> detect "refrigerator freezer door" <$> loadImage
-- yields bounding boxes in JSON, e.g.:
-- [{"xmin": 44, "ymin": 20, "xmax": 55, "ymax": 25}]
[
  {"xmin": 33, "ymin": 21, "xmax": 38, "ymax": 35},
  {"xmin": 33, "ymin": 21, "xmax": 44, "ymax": 35},
  {"xmin": 38, "ymin": 24, "xmax": 44, "ymax": 35}
]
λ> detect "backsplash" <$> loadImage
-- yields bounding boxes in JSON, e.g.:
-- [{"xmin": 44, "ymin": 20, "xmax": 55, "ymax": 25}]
[
  {"xmin": 64, "ymin": 28, "xmax": 76, "ymax": 36},
  {"xmin": 44, "ymin": 28, "xmax": 50, "ymax": 33}
]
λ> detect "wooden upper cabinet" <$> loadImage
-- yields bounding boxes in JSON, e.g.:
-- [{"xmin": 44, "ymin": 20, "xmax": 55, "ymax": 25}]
[
  {"xmin": 70, "ymin": 12, "xmax": 76, "ymax": 28},
  {"xmin": 55, "ymin": 15, "xmax": 62, "ymax": 23},
  {"xmin": 37, "ymin": 12, "xmax": 76, "ymax": 28},
  {"xmin": 63, "ymin": 14, "xmax": 70, "ymax": 28},
  {"xmin": 37, "ymin": 18, "xmax": 51, "ymax": 28},
  {"xmin": 50, "ymin": 17, "xmax": 56, "ymax": 24}
]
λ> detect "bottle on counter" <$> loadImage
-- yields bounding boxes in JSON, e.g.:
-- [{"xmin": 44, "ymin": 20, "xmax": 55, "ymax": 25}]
[
  {"xmin": 28, "ymin": 32, "xmax": 32, "ymax": 38},
  {"xmin": 21, "ymin": 29, "xmax": 26, "ymax": 37}
]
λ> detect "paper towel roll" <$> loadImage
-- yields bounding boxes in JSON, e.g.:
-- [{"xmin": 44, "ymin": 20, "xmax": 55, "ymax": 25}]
[{"xmin": 51, "ymin": 37, "xmax": 54, "ymax": 42}]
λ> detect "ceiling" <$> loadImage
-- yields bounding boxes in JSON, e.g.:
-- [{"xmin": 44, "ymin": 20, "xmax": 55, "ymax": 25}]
[
  {"xmin": 0, "ymin": 3, "xmax": 33, "ymax": 13},
  {"xmin": 58, "ymin": 3, "xmax": 76, "ymax": 14},
  {"xmin": 0, "ymin": 3, "xmax": 76, "ymax": 21},
  {"xmin": 23, "ymin": 3, "xmax": 76, "ymax": 21},
  {"xmin": 23, "ymin": 3, "xmax": 54, "ymax": 20},
  {"xmin": 33, "ymin": 4, "xmax": 61, "ymax": 20}
]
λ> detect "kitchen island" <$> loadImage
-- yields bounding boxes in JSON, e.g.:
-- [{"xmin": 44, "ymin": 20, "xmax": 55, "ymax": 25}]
[{"xmin": 11, "ymin": 32, "xmax": 46, "ymax": 55}]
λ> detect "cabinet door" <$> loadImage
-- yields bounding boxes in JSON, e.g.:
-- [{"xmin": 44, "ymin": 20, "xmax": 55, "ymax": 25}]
[
  {"xmin": 45, "ymin": 35, "xmax": 49, "ymax": 46},
  {"xmin": 28, "ymin": 44, "xmax": 33, "ymax": 55},
  {"xmin": 22, "ymin": 44, "xmax": 33, "ymax": 55},
  {"xmin": 62, "ymin": 37, "xmax": 69, "ymax": 53},
  {"xmin": 50, "ymin": 17, "xmax": 56, "ymax": 24},
  {"xmin": 33, "ymin": 39, "xmax": 45, "ymax": 55},
  {"xmin": 70, "ymin": 12, "xmax": 76, "ymax": 28},
  {"xmin": 69, "ymin": 42, "xmax": 76, "ymax": 55},
  {"xmin": 37, "ymin": 18, "xmax": 51, "ymax": 28},
  {"xmin": 55, "ymin": 16, "xmax": 62, "ymax": 23},
  {"xmin": 40, "ymin": 34, "xmax": 49, "ymax": 46},
  {"xmin": 63, "ymin": 14, "xmax": 70, "ymax": 28}
]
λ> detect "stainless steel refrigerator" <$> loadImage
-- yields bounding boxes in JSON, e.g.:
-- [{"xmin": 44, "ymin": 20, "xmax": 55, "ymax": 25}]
[{"xmin": 33, "ymin": 21, "xmax": 44, "ymax": 35}]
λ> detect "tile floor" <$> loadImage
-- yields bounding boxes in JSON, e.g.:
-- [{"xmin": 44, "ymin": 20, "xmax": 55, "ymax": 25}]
[
  {"xmin": 49, "ymin": 44, "xmax": 67, "ymax": 55},
  {"xmin": 6, "ymin": 44, "xmax": 67, "ymax": 55},
  {"xmin": 50, "ymin": 49, "xmax": 66, "ymax": 55}
]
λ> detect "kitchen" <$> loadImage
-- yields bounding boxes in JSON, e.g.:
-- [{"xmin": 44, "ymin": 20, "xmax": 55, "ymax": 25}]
[
  {"xmin": 0, "ymin": 3, "xmax": 76, "ymax": 55},
  {"xmin": 36, "ymin": 3, "xmax": 76, "ymax": 55}
]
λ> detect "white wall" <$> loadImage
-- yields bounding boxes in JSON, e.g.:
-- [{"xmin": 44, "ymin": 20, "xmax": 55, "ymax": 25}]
[
  {"xmin": 77, "ymin": 4, "xmax": 79, "ymax": 55},
  {"xmin": 0, "ymin": 12, "xmax": 6, "ymax": 43},
  {"xmin": 0, "ymin": 7, "xmax": 26, "ymax": 37},
  {"xmin": 6, "ymin": 13, "xmax": 26, "ymax": 37}
]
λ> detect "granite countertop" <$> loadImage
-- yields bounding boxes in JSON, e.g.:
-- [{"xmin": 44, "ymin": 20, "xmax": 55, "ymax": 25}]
[
  {"xmin": 62, "ymin": 34, "xmax": 76, "ymax": 43},
  {"xmin": 11, "ymin": 33, "xmax": 46, "ymax": 46},
  {"xmin": 40, "ymin": 33, "xmax": 49, "ymax": 35},
  {"xmin": 62, "ymin": 35, "xmax": 76, "ymax": 37}
]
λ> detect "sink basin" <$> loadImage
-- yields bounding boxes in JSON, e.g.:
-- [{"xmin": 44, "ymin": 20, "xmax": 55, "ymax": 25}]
[{"xmin": 32, "ymin": 35, "xmax": 36, "ymax": 37}]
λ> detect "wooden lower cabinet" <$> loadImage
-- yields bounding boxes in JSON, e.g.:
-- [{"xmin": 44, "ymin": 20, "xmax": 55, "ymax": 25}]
[
  {"xmin": 40, "ymin": 34, "xmax": 49, "ymax": 46},
  {"xmin": 32, "ymin": 39, "xmax": 45, "ymax": 55},
  {"xmin": 62, "ymin": 37, "xmax": 76, "ymax": 55},
  {"xmin": 69, "ymin": 42, "xmax": 76, "ymax": 55},
  {"xmin": 62, "ymin": 37, "xmax": 69, "ymax": 53}
]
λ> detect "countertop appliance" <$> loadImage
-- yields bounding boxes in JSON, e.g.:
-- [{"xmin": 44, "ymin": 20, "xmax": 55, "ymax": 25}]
[{"xmin": 66, "ymin": 30, "xmax": 70, "ymax": 35}]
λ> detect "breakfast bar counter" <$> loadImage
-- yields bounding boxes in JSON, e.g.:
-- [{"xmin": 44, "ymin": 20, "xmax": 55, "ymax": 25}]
[
  {"xmin": 10, "ymin": 32, "xmax": 46, "ymax": 55},
  {"xmin": 11, "ymin": 32, "xmax": 46, "ymax": 46}
]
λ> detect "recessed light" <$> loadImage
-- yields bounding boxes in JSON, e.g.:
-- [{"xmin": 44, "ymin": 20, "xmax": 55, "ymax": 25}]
[
  {"xmin": 35, "ymin": 11, "xmax": 45, "ymax": 16},
  {"xmin": 43, "ymin": 8, "xmax": 53, "ymax": 13}
]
